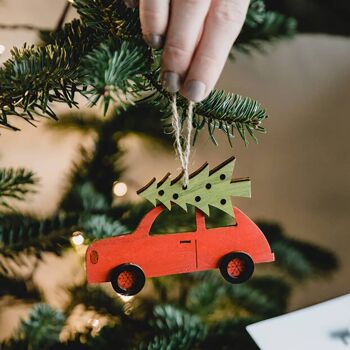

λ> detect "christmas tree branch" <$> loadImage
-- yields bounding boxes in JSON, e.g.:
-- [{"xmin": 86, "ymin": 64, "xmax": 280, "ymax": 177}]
[
  {"xmin": 0, "ymin": 0, "xmax": 294, "ymax": 145},
  {"xmin": 0, "ymin": 20, "xmax": 96, "ymax": 130},
  {"xmin": 12, "ymin": 304, "xmax": 65, "ymax": 349},
  {"xmin": 234, "ymin": 0, "xmax": 297, "ymax": 55},
  {"xmin": 0, "ymin": 168, "xmax": 38, "ymax": 209},
  {"xmin": 258, "ymin": 221, "xmax": 339, "ymax": 279},
  {"xmin": 0, "ymin": 213, "xmax": 77, "ymax": 257},
  {"xmin": 65, "ymin": 284, "xmax": 125, "ymax": 317},
  {"xmin": 142, "ymin": 305, "xmax": 207, "ymax": 350},
  {"xmin": 81, "ymin": 41, "xmax": 152, "ymax": 114},
  {"xmin": 0, "ymin": 274, "xmax": 42, "ymax": 302}
]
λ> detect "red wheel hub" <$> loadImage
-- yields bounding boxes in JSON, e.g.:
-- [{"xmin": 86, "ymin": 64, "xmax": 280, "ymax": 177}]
[
  {"xmin": 117, "ymin": 271, "xmax": 136, "ymax": 290},
  {"xmin": 227, "ymin": 258, "xmax": 244, "ymax": 277}
]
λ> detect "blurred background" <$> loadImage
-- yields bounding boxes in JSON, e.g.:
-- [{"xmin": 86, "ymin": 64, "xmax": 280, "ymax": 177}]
[{"xmin": 0, "ymin": 0, "xmax": 349, "ymax": 346}]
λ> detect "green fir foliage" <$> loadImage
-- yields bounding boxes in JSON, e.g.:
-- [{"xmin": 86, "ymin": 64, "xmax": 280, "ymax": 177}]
[
  {"xmin": 235, "ymin": 0, "xmax": 297, "ymax": 55},
  {"xmin": 80, "ymin": 214, "xmax": 128, "ymax": 240},
  {"xmin": 0, "ymin": 168, "xmax": 38, "ymax": 209},
  {"xmin": 0, "ymin": 0, "xmax": 294, "ymax": 144},
  {"xmin": 81, "ymin": 42, "xmax": 151, "ymax": 113},
  {"xmin": 20, "ymin": 304, "xmax": 65, "ymax": 349}
]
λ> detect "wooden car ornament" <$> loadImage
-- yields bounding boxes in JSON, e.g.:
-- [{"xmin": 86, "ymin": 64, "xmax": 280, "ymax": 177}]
[{"xmin": 85, "ymin": 157, "xmax": 275, "ymax": 296}]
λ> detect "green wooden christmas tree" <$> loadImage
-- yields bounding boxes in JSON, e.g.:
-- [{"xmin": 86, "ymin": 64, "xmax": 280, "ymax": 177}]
[{"xmin": 137, "ymin": 156, "xmax": 251, "ymax": 222}]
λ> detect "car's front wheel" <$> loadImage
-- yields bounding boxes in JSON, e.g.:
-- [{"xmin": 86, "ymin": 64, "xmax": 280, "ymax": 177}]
[
  {"xmin": 110, "ymin": 263, "xmax": 145, "ymax": 296},
  {"xmin": 219, "ymin": 252, "xmax": 254, "ymax": 284}
]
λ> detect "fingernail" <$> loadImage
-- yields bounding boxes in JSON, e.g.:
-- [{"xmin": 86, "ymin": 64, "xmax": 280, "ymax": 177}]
[
  {"xmin": 183, "ymin": 80, "xmax": 206, "ymax": 102},
  {"xmin": 124, "ymin": 0, "xmax": 139, "ymax": 8},
  {"xmin": 143, "ymin": 34, "xmax": 164, "ymax": 49},
  {"xmin": 161, "ymin": 71, "xmax": 181, "ymax": 93}
]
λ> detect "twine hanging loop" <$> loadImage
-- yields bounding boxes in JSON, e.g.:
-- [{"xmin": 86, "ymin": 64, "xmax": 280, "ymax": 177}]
[{"xmin": 171, "ymin": 94, "xmax": 194, "ymax": 187}]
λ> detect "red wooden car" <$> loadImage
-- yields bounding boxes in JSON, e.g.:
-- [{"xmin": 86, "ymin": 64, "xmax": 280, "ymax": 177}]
[{"xmin": 86, "ymin": 205, "xmax": 274, "ymax": 295}]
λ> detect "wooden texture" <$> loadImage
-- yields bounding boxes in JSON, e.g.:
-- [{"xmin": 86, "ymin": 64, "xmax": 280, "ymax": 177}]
[
  {"xmin": 137, "ymin": 156, "xmax": 251, "ymax": 221},
  {"xmin": 86, "ymin": 205, "xmax": 275, "ymax": 284}
]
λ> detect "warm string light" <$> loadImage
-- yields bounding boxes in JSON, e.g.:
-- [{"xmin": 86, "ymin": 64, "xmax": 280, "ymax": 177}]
[
  {"xmin": 90, "ymin": 318, "xmax": 100, "ymax": 328},
  {"xmin": 118, "ymin": 294, "xmax": 134, "ymax": 303},
  {"xmin": 0, "ymin": 45, "xmax": 5, "ymax": 56},
  {"xmin": 118, "ymin": 295, "xmax": 135, "ymax": 315},
  {"xmin": 87, "ymin": 317, "xmax": 101, "ymax": 333},
  {"xmin": 113, "ymin": 181, "xmax": 128, "ymax": 197},
  {"xmin": 71, "ymin": 231, "xmax": 84, "ymax": 246}
]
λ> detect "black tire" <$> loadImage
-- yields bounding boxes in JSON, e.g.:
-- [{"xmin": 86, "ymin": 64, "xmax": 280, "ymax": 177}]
[
  {"xmin": 219, "ymin": 252, "xmax": 254, "ymax": 284},
  {"xmin": 110, "ymin": 263, "xmax": 145, "ymax": 296}
]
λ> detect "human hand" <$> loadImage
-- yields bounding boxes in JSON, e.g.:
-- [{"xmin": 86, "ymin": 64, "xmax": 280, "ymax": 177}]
[{"xmin": 125, "ymin": 0, "xmax": 250, "ymax": 102}]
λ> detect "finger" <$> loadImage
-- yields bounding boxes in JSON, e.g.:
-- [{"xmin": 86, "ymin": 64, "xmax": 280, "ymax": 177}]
[
  {"xmin": 180, "ymin": 0, "xmax": 250, "ymax": 102},
  {"xmin": 161, "ymin": 0, "xmax": 211, "ymax": 93},
  {"xmin": 140, "ymin": 0, "xmax": 170, "ymax": 49},
  {"xmin": 124, "ymin": 0, "xmax": 139, "ymax": 8}
]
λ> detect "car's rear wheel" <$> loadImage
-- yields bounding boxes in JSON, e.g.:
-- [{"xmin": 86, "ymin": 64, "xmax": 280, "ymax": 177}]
[
  {"xmin": 219, "ymin": 252, "xmax": 254, "ymax": 284},
  {"xmin": 110, "ymin": 263, "xmax": 145, "ymax": 296}
]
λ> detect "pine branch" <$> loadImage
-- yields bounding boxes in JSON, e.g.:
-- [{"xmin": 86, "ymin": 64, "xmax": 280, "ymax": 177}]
[
  {"xmin": 80, "ymin": 214, "xmax": 128, "ymax": 240},
  {"xmin": 19, "ymin": 304, "xmax": 65, "ymax": 349},
  {"xmin": 65, "ymin": 182, "xmax": 111, "ymax": 213},
  {"xmin": 149, "ymin": 89, "xmax": 268, "ymax": 145},
  {"xmin": 189, "ymin": 271, "xmax": 288, "ymax": 318},
  {"xmin": 73, "ymin": 0, "xmax": 142, "ymax": 39},
  {"xmin": 0, "ymin": 0, "xmax": 275, "ymax": 145},
  {"xmin": 0, "ymin": 274, "xmax": 41, "ymax": 302},
  {"xmin": 289, "ymin": 238, "xmax": 339, "ymax": 274},
  {"xmin": 0, "ymin": 168, "xmax": 38, "ymax": 209},
  {"xmin": 195, "ymin": 90, "xmax": 268, "ymax": 144},
  {"xmin": 0, "ymin": 213, "xmax": 78, "ymax": 257},
  {"xmin": 0, "ymin": 20, "xmax": 96, "ymax": 130},
  {"xmin": 225, "ymin": 283, "xmax": 282, "ymax": 318},
  {"xmin": 140, "ymin": 305, "xmax": 207, "ymax": 350},
  {"xmin": 2, "ymin": 304, "xmax": 65, "ymax": 350},
  {"xmin": 236, "ymin": 7, "xmax": 297, "ymax": 55},
  {"xmin": 65, "ymin": 284, "xmax": 125, "ymax": 317},
  {"xmin": 247, "ymin": 276, "xmax": 290, "ymax": 312},
  {"xmin": 81, "ymin": 42, "xmax": 151, "ymax": 114},
  {"xmin": 244, "ymin": 0, "xmax": 267, "ymax": 27},
  {"xmin": 0, "ymin": 210, "xmax": 129, "ymax": 259},
  {"xmin": 59, "ymin": 124, "xmax": 124, "ymax": 208},
  {"xmin": 81, "ymin": 322, "xmax": 146, "ymax": 349},
  {"xmin": 0, "ymin": 184, "xmax": 126, "ymax": 259},
  {"xmin": 258, "ymin": 221, "xmax": 339, "ymax": 279},
  {"xmin": 58, "ymin": 105, "xmax": 170, "ymax": 211},
  {"xmin": 187, "ymin": 275, "xmax": 225, "ymax": 315},
  {"xmin": 271, "ymin": 240, "xmax": 314, "ymax": 278}
]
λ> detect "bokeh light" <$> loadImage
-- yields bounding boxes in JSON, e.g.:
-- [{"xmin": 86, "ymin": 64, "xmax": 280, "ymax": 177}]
[
  {"xmin": 71, "ymin": 231, "xmax": 84, "ymax": 246},
  {"xmin": 113, "ymin": 181, "xmax": 128, "ymax": 197}
]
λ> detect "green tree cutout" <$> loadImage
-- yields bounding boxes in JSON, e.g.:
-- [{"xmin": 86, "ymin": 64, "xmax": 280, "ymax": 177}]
[{"xmin": 137, "ymin": 156, "xmax": 250, "ymax": 221}]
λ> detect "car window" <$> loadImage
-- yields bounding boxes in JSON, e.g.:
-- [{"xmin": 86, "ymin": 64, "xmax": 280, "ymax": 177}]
[
  {"xmin": 205, "ymin": 207, "xmax": 236, "ymax": 229},
  {"xmin": 150, "ymin": 206, "xmax": 197, "ymax": 235}
]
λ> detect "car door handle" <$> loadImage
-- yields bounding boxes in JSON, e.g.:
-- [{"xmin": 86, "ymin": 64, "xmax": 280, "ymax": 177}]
[{"xmin": 180, "ymin": 240, "xmax": 191, "ymax": 244}]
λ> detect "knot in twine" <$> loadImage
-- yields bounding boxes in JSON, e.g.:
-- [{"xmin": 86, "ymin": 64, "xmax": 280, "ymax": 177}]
[{"xmin": 171, "ymin": 93, "xmax": 194, "ymax": 187}]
